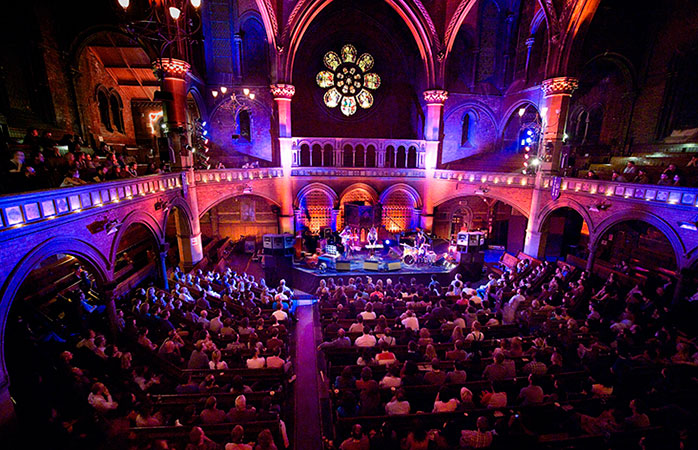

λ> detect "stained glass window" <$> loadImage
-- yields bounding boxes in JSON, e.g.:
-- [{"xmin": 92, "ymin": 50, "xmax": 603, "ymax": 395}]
[{"xmin": 317, "ymin": 44, "xmax": 381, "ymax": 116}]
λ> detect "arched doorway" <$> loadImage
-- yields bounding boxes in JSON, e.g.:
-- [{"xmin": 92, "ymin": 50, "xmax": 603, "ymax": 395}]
[
  {"xmin": 200, "ymin": 195, "xmax": 280, "ymax": 242},
  {"xmin": 380, "ymin": 186, "xmax": 421, "ymax": 233},
  {"xmin": 113, "ymin": 223, "xmax": 160, "ymax": 283},
  {"xmin": 296, "ymin": 186, "xmax": 336, "ymax": 233},
  {"xmin": 433, "ymin": 196, "xmax": 527, "ymax": 254},
  {"xmin": 539, "ymin": 207, "xmax": 590, "ymax": 261},
  {"xmin": 4, "ymin": 253, "xmax": 106, "ymax": 439},
  {"xmin": 593, "ymin": 220, "xmax": 677, "ymax": 281},
  {"xmin": 165, "ymin": 205, "xmax": 192, "ymax": 269}
]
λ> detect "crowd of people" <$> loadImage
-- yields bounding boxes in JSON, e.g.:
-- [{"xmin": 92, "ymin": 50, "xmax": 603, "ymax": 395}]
[
  {"xmin": 316, "ymin": 261, "xmax": 697, "ymax": 449},
  {"xmin": 584, "ymin": 160, "xmax": 696, "ymax": 187},
  {"xmin": 0, "ymin": 128, "xmax": 165, "ymax": 194},
  {"xmin": 9, "ymin": 262, "xmax": 296, "ymax": 449}
]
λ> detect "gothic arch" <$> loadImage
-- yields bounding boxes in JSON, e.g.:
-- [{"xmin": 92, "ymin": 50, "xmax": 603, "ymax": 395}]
[
  {"xmin": 433, "ymin": 191, "xmax": 530, "ymax": 218},
  {"xmin": 536, "ymin": 198, "xmax": 594, "ymax": 234},
  {"xmin": 379, "ymin": 183, "xmax": 423, "ymax": 209},
  {"xmin": 283, "ymin": 0, "xmax": 437, "ymax": 85},
  {"xmin": 339, "ymin": 183, "xmax": 379, "ymax": 204},
  {"xmin": 0, "ymin": 237, "xmax": 110, "ymax": 385},
  {"xmin": 109, "ymin": 211, "xmax": 164, "ymax": 270},
  {"xmin": 295, "ymin": 183, "xmax": 339, "ymax": 209},
  {"xmin": 163, "ymin": 198, "xmax": 195, "ymax": 237},
  {"xmin": 199, "ymin": 192, "xmax": 282, "ymax": 218},
  {"xmin": 592, "ymin": 210, "xmax": 685, "ymax": 269}
]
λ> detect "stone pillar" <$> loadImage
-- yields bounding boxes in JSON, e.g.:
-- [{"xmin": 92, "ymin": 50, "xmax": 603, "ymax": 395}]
[
  {"xmin": 421, "ymin": 90, "xmax": 448, "ymax": 231},
  {"xmin": 523, "ymin": 77, "xmax": 578, "ymax": 258},
  {"xmin": 585, "ymin": 242, "xmax": 596, "ymax": 272},
  {"xmin": 524, "ymin": 37, "xmax": 536, "ymax": 84},
  {"xmin": 233, "ymin": 33, "xmax": 243, "ymax": 83},
  {"xmin": 102, "ymin": 281, "xmax": 119, "ymax": 340},
  {"xmin": 271, "ymin": 84, "xmax": 296, "ymax": 233},
  {"xmin": 331, "ymin": 209, "xmax": 340, "ymax": 231},
  {"xmin": 179, "ymin": 172, "xmax": 204, "ymax": 269},
  {"xmin": 154, "ymin": 58, "xmax": 193, "ymax": 170},
  {"xmin": 539, "ymin": 77, "xmax": 579, "ymax": 174}
]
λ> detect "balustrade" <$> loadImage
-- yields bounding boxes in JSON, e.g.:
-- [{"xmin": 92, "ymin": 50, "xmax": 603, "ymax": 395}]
[{"xmin": 291, "ymin": 137, "xmax": 427, "ymax": 169}]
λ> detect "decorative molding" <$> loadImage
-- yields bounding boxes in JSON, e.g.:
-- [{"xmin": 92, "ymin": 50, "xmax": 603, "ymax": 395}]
[
  {"xmin": 423, "ymin": 89, "xmax": 449, "ymax": 105},
  {"xmin": 153, "ymin": 58, "xmax": 190, "ymax": 79},
  {"xmin": 270, "ymin": 84, "xmax": 296, "ymax": 99},
  {"xmin": 541, "ymin": 77, "xmax": 579, "ymax": 97}
]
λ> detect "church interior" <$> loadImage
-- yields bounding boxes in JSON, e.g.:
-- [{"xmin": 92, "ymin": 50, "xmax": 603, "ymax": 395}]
[{"xmin": 0, "ymin": 0, "xmax": 698, "ymax": 448}]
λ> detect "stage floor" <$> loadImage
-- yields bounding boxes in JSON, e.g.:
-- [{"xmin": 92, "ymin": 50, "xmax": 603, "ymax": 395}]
[{"xmin": 291, "ymin": 255, "xmax": 459, "ymax": 293}]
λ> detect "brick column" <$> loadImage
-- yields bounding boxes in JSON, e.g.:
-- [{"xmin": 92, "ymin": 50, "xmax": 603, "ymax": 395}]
[
  {"xmin": 154, "ymin": 58, "xmax": 193, "ymax": 170},
  {"xmin": 421, "ymin": 90, "xmax": 448, "ymax": 231},
  {"xmin": 271, "ymin": 84, "xmax": 296, "ymax": 233},
  {"xmin": 523, "ymin": 77, "xmax": 578, "ymax": 258}
]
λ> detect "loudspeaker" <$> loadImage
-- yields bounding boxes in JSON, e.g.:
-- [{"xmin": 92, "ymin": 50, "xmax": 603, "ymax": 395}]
[
  {"xmin": 336, "ymin": 259, "xmax": 351, "ymax": 271},
  {"xmin": 385, "ymin": 259, "xmax": 402, "ymax": 271},
  {"xmin": 363, "ymin": 260, "xmax": 380, "ymax": 271}
]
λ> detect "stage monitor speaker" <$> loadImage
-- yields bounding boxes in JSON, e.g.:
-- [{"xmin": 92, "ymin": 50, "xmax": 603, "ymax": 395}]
[
  {"xmin": 385, "ymin": 259, "xmax": 402, "ymax": 271},
  {"xmin": 363, "ymin": 260, "xmax": 380, "ymax": 271},
  {"xmin": 263, "ymin": 234, "xmax": 295, "ymax": 249},
  {"xmin": 336, "ymin": 259, "xmax": 351, "ymax": 271}
]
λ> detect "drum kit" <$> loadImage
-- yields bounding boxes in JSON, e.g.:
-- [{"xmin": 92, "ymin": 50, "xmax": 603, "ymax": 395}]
[{"xmin": 400, "ymin": 241, "xmax": 437, "ymax": 266}]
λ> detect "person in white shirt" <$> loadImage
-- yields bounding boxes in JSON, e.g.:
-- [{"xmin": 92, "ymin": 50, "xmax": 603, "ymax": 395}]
[
  {"xmin": 354, "ymin": 327, "xmax": 377, "ymax": 347},
  {"xmin": 271, "ymin": 303, "xmax": 288, "ymax": 322},
  {"xmin": 465, "ymin": 322, "xmax": 485, "ymax": 341},
  {"xmin": 433, "ymin": 387, "xmax": 459, "ymax": 412},
  {"xmin": 359, "ymin": 303, "xmax": 376, "ymax": 320},
  {"xmin": 246, "ymin": 349, "xmax": 266, "ymax": 369},
  {"xmin": 400, "ymin": 311, "xmax": 419, "ymax": 331},
  {"xmin": 88, "ymin": 382, "xmax": 118, "ymax": 414},
  {"xmin": 385, "ymin": 389, "xmax": 410, "ymax": 415},
  {"xmin": 502, "ymin": 288, "xmax": 526, "ymax": 324},
  {"xmin": 379, "ymin": 365, "xmax": 402, "ymax": 388}
]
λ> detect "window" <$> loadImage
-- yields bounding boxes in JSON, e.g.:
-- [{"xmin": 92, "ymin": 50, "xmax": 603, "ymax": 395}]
[
  {"xmin": 317, "ymin": 44, "xmax": 381, "ymax": 116},
  {"xmin": 461, "ymin": 112, "xmax": 476, "ymax": 146},
  {"xmin": 238, "ymin": 110, "xmax": 251, "ymax": 141},
  {"xmin": 97, "ymin": 88, "xmax": 112, "ymax": 131},
  {"xmin": 109, "ymin": 92, "xmax": 124, "ymax": 133}
]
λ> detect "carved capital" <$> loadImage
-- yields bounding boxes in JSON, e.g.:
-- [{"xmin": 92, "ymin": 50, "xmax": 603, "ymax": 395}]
[
  {"xmin": 423, "ymin": 89, "xmax": 449, "ymax": 105},
  {"xmin": 153, "ymin": 58, "xmax": 190, "ymax": 79},
  {"xmin": 270, "ymin": 83, "xmax": 295, "ymax": 99},
  {"xmin": 541, "ymin": 77, "xmax": 579, "ymax": 97}
]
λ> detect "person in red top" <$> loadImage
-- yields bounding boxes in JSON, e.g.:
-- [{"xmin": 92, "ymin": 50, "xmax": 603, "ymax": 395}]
[{"xmin": 375, "ymin": 342, "xmax": 397, "ymax": 365}]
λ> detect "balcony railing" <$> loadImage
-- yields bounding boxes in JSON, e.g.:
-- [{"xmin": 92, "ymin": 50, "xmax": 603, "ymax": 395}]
[
  {"xmin": 0, "ymin": 173, "xmax": 185, "ymax": 232},
  {"xmin": 542, "ymin": 176, "xmax": 698, "ymax": 209},
  {"xmin": 194, "ymin": 168, "xmax": 285, "ymax": 184},
  {"xmin": 291, "ymin": 137, "xmax": 427, "ymax": 169}
]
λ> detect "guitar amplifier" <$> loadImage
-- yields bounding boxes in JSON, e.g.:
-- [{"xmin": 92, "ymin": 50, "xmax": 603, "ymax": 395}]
[
  {"xmin": 363, "ymin": 260, "xmax": 380, "ymax": 271},
  {"xmin": 336, "ymin": 259, "xmax": 351, "ymax": 271}
]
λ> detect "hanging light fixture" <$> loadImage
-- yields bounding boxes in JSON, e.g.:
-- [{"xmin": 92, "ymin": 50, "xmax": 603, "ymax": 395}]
[
  {"xmin": 220, "ymin": 86, "xmax": 227, "ymax": 94},
  {"xmin": 169, "ymin": 6, "xmax": 181, "ymax": 20},
  {"xmin": 248, "ymin": 93, "xmax": 255, "ymax": 100},
  {"xmin": 518, "ymin": 107, "xmax": 526, "ymax": 117},
  {"xmin": 243, "ymin": 88, "xmax": 250, "ymax": 96},
  {"xmin": 190, "ymin": 0, "xmax": 202, "ymax": 8},
  {"xmin": 211, "ymin": 90, "xmax": 219, "ymax": 98},
  {"xmin": 118, "ymin": 0, "xmax": 130, "ymax": 10}
]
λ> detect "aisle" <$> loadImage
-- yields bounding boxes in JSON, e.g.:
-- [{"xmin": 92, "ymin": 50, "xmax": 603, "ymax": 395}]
[{"xmin": 293, "ymin": 299, "xmax": 323, "ymax": 449}]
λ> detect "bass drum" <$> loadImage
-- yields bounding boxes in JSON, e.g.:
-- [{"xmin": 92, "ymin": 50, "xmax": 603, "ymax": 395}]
[
  {"xmin": 403, "ymin": 254, "xmax": 416, "ymax": 266},
  {"xmin": 318, "ymin": 262, "xmax": 328, "ymax": 273}
]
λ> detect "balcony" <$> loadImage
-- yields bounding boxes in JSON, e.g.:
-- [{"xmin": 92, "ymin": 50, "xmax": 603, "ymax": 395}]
[
  {"xmin": 0, "ymin": 173, "xmax": 185, "ymax": 232},
  {"xmin": 291, "ymin": 137, "xmax": 427, "ymax": 169}
]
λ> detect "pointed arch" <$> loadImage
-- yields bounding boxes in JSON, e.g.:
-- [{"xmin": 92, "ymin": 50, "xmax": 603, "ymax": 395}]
[{"xmin": 283, "ymin": 0, "xmax": 437, "ymax": 85}]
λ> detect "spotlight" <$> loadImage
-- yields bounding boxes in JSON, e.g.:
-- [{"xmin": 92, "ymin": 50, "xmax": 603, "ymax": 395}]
[
  {"xmin": 202, "ymin": 121, "xmax": 207, "ymax": 127},
  {"xmin": 384, "ymin": 240, "xmax": 391, "ymax": 245}
]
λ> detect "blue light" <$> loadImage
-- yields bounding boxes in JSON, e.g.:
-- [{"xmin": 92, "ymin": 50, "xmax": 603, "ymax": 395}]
[
  {"xmin": 385, "ymin": 240, "xmax": 391, "ymax": 245},
  {"xmin": 521, "ymin": 139, "xmax": 526, "ymax": 145},
  {"xmin": 202, "ymin": 121, "xmax": 207, "ymax": 127},
  {"xmin": 203, "ymin": 130, "xmax": 208, "ymax": 136},
  {"xmin": 527, "ymin": 129, "xmax": 533, "ymax": 136},
  {"xmin": 526, "ymin": 138, "xmax": 532, "ymax": 144}
]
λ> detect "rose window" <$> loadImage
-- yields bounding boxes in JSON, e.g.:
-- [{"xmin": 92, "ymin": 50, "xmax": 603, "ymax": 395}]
[{"xmin": 316, "ymin": 44, "xmax": 381, "ymax": 116}]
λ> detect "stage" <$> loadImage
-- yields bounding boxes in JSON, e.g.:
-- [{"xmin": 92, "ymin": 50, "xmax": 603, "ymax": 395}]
[{"xmin": 291, "ymin": 255, "xmax": 460, "ymax": 294}]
